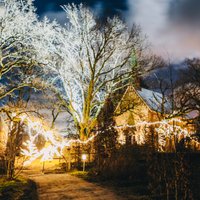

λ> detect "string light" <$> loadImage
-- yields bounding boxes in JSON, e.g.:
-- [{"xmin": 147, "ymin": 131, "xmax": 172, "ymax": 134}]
[
  {"xmin": 19, "ymin": 114, "xmax": 198, "ymax": 166},
  {"xmin": 114, "ymin": 118, "xmax": 196, "ymax": 151},
  {"xmin": 114, "ymin": 118, "xmax": 184, "ymax": 129},
  {"xmin": 19, "ymin": 114, "xmax": 99, "ymax": 166}
]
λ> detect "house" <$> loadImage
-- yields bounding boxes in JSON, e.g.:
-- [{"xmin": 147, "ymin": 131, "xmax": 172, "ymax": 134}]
[{"xmin": 113, "ymin": 85, "xmax": 198, "ymax": 151}]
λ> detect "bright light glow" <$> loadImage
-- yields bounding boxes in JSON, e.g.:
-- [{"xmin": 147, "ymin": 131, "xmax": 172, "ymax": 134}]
[
  {"xmin": 81, "ymin": 154, "xmax": 87, "ymax": 161},
  {"xmin": 114, "ymin": 118, "xmax": 197, "ymax": 151},
  {"xmin": 19, "ymin": 114, "xmax": 198, "ymax": 166},
  {"xmin": 19, "ymin": 114, "xmax": 98, "ymax": 166}
]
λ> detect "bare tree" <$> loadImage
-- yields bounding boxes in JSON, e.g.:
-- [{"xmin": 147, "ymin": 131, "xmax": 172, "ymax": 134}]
[
  {"xmin": 175, "ymin": 59, "xmax": 200, "ymax": 131},
  {"xmin": 1, "ymin": 94, "xmax": 43, "ymax": 180},
  {"xmin": 52, "ymin": 4, "xmax": 148, "ymax": 140},
  {"xmin": 0, "ymin": 0, "xmax": 61, "ymax": 99}
]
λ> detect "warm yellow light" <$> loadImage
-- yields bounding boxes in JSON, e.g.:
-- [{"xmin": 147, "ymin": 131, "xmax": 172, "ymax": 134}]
[
  {"xmin": 20, "ymin": 112, "xmax": 98, "ymax": 166},
  {"xmin": 82, "ymin": 154, "xmax": 87, "ymax": 161}
]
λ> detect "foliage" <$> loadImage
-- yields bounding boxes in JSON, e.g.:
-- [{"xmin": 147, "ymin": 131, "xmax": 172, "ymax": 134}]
[
  {"xmin": 0, "ymin": 177, "xmax": 38, "ymax": 200},
  {"xmin": 147, "ymin": 152, "xmax": 194, "ymax": 200}
]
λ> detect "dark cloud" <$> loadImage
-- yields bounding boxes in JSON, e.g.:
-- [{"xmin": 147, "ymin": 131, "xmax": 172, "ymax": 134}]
[
  {"xmin": 34, "ymin": 0, "xmax": 200, "ymax": 61},
  {"xmin": 34, "ymin": 0, "xmax": 128, "ymax": 21},
  {"xmin": 169, "ymin": 0, "xmax": 200, "ymax": 25},
  {"xmin": 127, "ymin": 0, "xmax": 200, "ymax": 61}
]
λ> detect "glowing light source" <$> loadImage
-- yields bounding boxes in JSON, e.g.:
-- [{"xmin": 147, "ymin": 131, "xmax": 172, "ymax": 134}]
[
  {"xmin": 81, "ymin": 154, "xmax": 87, "ymax": 161},
  {"xmin": 114, "ymin": 118, "xmax": 197, "ymax": 151},
  {"xmin": 19, "ymin": 114, "xmax": 98, "ymax": 166},
  {"xmin": 19, "ymin": 113, "xmax": 198, "ymax": 167},
  {"xmin": 81, "ymin": 154, "xmax": 87, "ymax": 171}
]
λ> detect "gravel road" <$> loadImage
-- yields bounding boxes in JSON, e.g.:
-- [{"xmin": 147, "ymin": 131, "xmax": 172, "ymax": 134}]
[{"xmin": 28, "ymin": 173, "xmax": 125, "ymax": 200}]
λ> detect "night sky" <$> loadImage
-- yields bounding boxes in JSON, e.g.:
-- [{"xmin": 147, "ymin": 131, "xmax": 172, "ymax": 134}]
[
  {"xmin": 34, "ymin": 0, "xmax": 127, "ymax": 19},
  {"xmin": 34, "ymin": 0, "xmax": 200, "ymax": 61}
]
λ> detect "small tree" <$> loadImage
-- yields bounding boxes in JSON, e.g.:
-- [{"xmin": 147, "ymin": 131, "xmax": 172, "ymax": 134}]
[
  {"xmin": 1, "ymin": 104, "xmax": 26, "ymax": 179},
  {"xmin": 0, "ymin": 86, "xmax": 43, "ymax": 179},
  {"xmin": 94, "ymin": 96, "xmax": 118, "ymax": 173}
]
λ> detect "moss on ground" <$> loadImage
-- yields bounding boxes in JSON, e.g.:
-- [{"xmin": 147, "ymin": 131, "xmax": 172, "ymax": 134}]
[{"xmin": 0, "ymin": 177, "xmax": 38, "ymax": 200}]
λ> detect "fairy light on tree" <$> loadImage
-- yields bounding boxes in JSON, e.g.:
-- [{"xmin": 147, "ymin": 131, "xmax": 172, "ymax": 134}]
[
  {"xmin": 50, "ymin": 4, "xmax": 147, "ymax": 141},
  {"xmin": 19, "ymin": 114, "xmax": 99, "ymax": 166},
  {"xmin": 1, "ymin": 103, "xmax": 197, "ymax": 169},
  {"xmin": 0, "ymin": 0, "xmax": 62, "ymax": 99},
  {"xmin": 0, "ymin": 1, "xmax": 198, "ymax": 172},
  {"xmin": 114, "ymin": 118, "xmax": 197, "ymax": 151},
  {"xmin": 19, "ymin": 115, "xmax": 198, "ymax": 167}
]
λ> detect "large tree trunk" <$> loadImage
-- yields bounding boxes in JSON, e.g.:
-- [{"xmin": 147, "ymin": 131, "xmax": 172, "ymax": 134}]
[
  {"xmin": 7, "ymin": 158, "xmax": 15, "ymax": 180},
  {"xmin": 79, "ymin": 125, "xmax": 88, "ymax": 141},
  {"xmin": 6, "ymin": 138, "xmax": 16, "ymax": 179},
  {"xmin": 5, "ymin": 122, "xmax": 21, "ymax": 180},
  {"xmin": 79, "ymin": 119, "xmax": 97, "ymax": 141}
]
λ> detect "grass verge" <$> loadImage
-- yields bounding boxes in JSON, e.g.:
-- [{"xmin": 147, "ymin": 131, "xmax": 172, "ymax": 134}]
[{"xmin": 0, "ymin": 176, "xmax": 38, "ymax": 200}]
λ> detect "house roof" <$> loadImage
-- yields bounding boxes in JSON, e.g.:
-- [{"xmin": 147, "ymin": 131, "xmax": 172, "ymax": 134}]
[
  {"xmin": 136, "ymin": 87, "xmax": 171, "ymax": 113},
  {"xmin": 115, "ymin": 86, "xmax": 171, "ymax": 114}
]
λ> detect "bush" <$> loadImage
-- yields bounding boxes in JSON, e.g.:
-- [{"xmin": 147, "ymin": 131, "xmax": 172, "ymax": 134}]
[{"xmin": 0, "ymin": 177, "xmax": 38, "ymax": 200}]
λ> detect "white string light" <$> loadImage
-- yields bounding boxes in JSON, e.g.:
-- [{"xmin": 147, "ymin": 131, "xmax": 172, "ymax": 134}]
[
  {"xmin": 19, "ymin": 114, "xmax": 99, "ymax": 166},
  {"xmin": 114, "ymin": 118, "xmax": 196, "ymax": 151},
  {"xmin": 19, "ymin": 114, "xmax": 198, "ymax": 166}
]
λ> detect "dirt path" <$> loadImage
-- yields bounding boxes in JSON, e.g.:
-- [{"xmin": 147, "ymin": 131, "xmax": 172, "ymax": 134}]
[{"xmin": 27, "ymin": 173, "xmax": 125, "ymax": 200}]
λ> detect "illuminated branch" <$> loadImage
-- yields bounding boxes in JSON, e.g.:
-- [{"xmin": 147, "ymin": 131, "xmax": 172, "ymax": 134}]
[
  {"xmin": 114, "ymin": 118, "xmax": 196, "ymax": 151},
  {"xmin": 0, "ymin": 0, "xmax": 61, "ymax": 99},
  {"xmin": 53, "ymin": 4, "xmax": 146, "ymax": 140}
]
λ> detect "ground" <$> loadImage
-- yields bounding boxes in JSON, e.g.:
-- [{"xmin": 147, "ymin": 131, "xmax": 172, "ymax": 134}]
[{"xmin": 26, "ymin": 172, "xmax": 127, "ymax": 200}]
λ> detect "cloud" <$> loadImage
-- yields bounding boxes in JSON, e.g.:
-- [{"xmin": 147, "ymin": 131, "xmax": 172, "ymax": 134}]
[
  {"xmin": 37, "ymin": 0, "xmax": 200, "ymax": 61},
  {"xmin": 126, "ymin": 0, "xmax": 200, "ymax": 61},
  {"xmin": 169, "ymin": 0, "xmax": 200, "ymax": 25}
]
